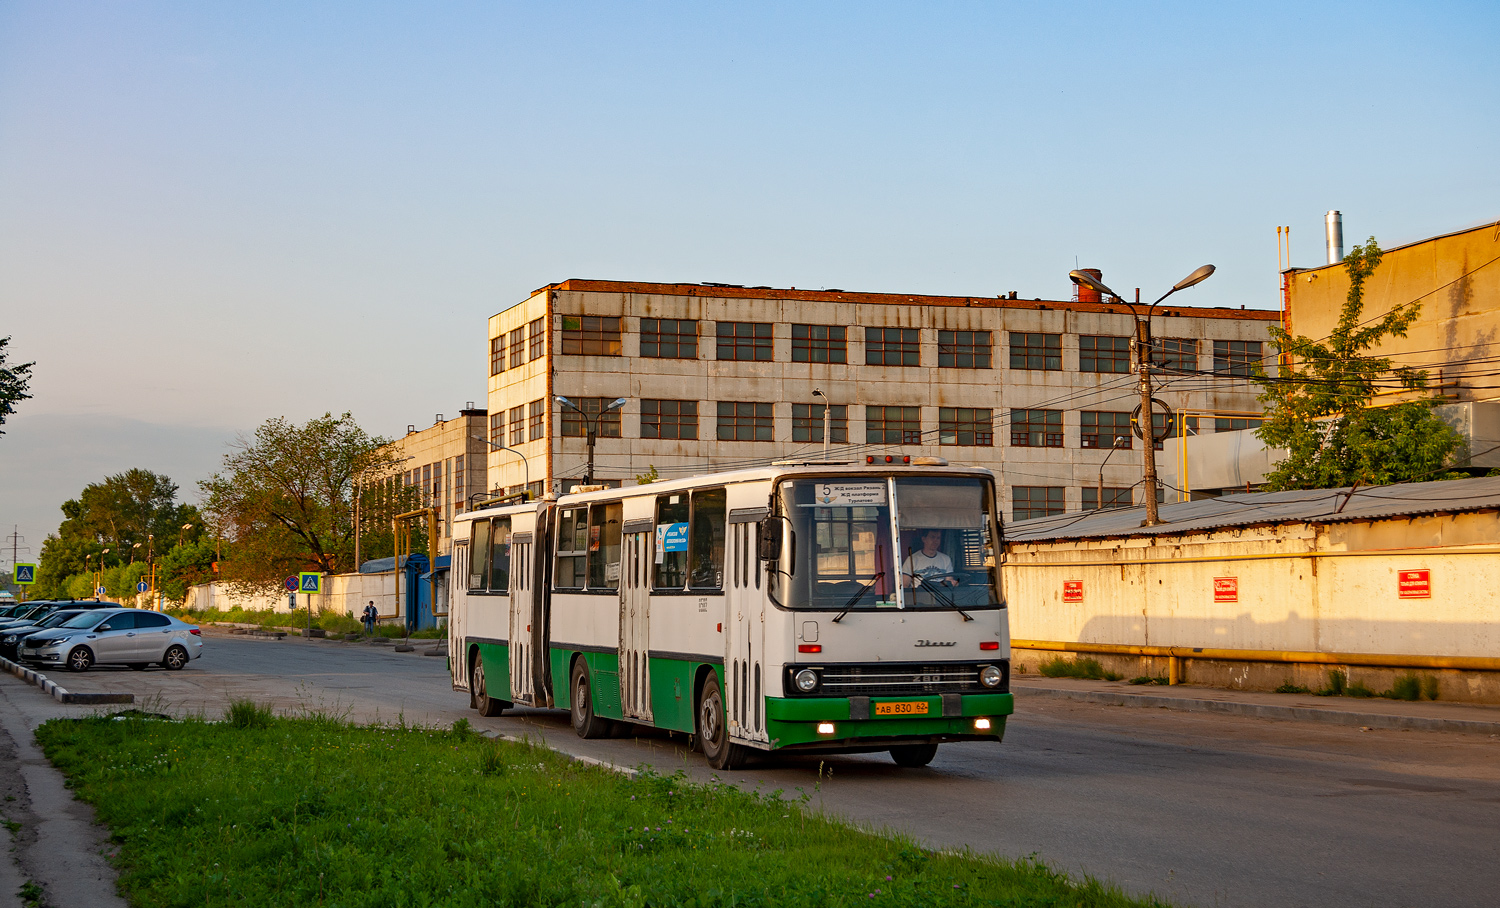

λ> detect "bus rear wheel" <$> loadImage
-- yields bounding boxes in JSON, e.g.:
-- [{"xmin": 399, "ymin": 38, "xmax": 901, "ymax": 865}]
[
  {"xmin": 570, "ymin": 661, "xmax": 614, "ymax": 739},
  {"xmin": 472, "ymin": 658, "xmax": 508, "ymax": 718},
  {"xmin": 890, "ymin": 742, "xmax": 939, "ymax": 767},
  {"xmin": 697, "ymin": 673, "xmax": 746, "ymax": 770}
]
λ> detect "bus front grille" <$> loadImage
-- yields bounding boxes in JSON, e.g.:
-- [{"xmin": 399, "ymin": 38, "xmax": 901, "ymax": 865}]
[{"xmin": 784, "ymin": 661, "xmax": 1008, "ymax": 697}]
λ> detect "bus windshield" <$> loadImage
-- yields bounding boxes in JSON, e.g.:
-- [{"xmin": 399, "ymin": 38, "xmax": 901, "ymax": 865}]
[{"xmin": 773, "ymin": 475, "xmax": 1002, "ymax": 611}]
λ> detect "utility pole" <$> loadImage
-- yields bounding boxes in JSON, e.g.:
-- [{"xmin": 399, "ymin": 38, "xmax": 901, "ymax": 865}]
[{"xmin": 1134, "ymin": 291, "xmax": 1162, "ymax": 526}]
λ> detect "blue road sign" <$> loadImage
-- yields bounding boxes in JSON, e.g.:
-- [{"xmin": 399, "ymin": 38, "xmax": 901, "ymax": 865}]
[
  {"xmin": 298, "ymin": 572, "xmax": 322, "ymax": 594},
  {"xmin": 137, "ymin": 580, "xmax": 149, "ymax": 593},
  {"xmin": 96, "ymin": 586, "xmax": 106, "ymax": 597},
  {"xmin": 13, "ymin": 563, "xmax": 36, "ymax": 584}
]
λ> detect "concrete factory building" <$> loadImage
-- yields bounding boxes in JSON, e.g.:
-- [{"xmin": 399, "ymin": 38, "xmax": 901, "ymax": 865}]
[{"xmin": 485, "ymin": 278, "xmax": 1278, "ymax": 520}]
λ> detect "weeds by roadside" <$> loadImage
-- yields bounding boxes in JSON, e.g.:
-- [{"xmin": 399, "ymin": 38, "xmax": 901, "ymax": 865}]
[
  {"xmin": 1285, "ymin": 670, "xmax": 1441, "ymax": 701},
  {"xmin": 1039, "ymin": 656, "xmax": 1124, "ymax": 682},
  {"xmin": 35, "ymin": 708, "xmax": 1169, "ymax": 908}
]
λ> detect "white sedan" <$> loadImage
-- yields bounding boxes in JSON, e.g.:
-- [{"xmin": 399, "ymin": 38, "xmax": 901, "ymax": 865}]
[{"xmin": 19, "ymin": 608, "xmax": 203, "ymax": 672}]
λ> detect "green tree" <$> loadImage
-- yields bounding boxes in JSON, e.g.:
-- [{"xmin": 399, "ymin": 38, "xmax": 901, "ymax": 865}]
[
  {"xmin": 0, "ymin": 336, "xmax": 34, "ymax": 436},
  {"xmin": 1256, "ymin": 237, "xmax": 1465, "ymax": 490},
  {"xmin": 200, "ymin": 413, "xmax": 408, "ymax": 591}
]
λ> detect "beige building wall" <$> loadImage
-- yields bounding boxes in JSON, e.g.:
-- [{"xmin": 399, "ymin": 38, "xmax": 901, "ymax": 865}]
[
  {"xmin": 487, "ymin": 280, "xmax": 1278, "ymax": 518},
  {"xmin": 1285, "ymin": 219, "xmax": 1500, "ymax": 403},
  {"xmin": 386, "ymin": 410, "xmax": 491, "ymax": 553}
]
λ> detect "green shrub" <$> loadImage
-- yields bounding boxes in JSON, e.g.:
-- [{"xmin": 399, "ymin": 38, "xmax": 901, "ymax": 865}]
[
  {"xmin": 1422, "ymin": 675, "xmax": 1440, "ymax": 700},
  {"xmin": 1316, "ymin": 670, "xmax": 1347, "ymax": 697},
  {"xmin": 1128, "ymin": 676, "xmax": 1167, "ymax": 686},
  {"xmin": 225, "ymin": 700, "xmax": 274, "ymax": 730},
  {"xmin": 1275, "ymin": 682, "xmax": 1311, "ymax": 694},
  {"xmin": 1039, "ymin": 656, "xmax": 1123, "ymax": 682},
  {"xmin": 1346, "ymin": 680, "xmax": 1376, "ymax": 698},
  {"xmin": 1387, "ymin": 673, "xmax": 1422, "ymax": 701}
]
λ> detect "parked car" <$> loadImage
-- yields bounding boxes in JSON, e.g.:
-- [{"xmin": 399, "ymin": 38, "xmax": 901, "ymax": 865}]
[
  {"xmin": 18, "ymin": 609, "xmax": 203, "ymax": 672},
  {"xmin": 0, "ymin": 609, "xmax": 97, "ymax": 661},
  {"xmin": 0, "ymin": 602, "xmax": 65, "ymax": 631}
]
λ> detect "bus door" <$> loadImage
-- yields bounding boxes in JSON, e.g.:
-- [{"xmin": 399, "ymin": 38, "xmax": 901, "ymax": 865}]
[
  {"xmin": 619, "ymin": 522, "xmax": 653, "ymax": 721},
  {"xmin": 725, "ymin": 510, "xmax": 769, "ymax": 744},
  {"xmin": 450, "ymin": 540, "xmax": 469, "ymax": 689},
  {"xmin": 508, "ymin": 530, "xmax": 536, "ymax": 706}
]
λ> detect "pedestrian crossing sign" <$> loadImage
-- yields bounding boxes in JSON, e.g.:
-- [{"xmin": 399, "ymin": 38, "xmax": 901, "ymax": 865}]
[
  {"xmin": 298, "ymin": 572, "xmax": 322, "ymax": 594},
  {"xmin": 13, "ymin": 563, "xmax": 36, "ymax": 585}
]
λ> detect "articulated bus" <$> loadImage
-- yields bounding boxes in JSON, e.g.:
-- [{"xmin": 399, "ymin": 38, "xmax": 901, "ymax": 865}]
[{"xmin": 448, "ymin": 460, "xmax": 1012, "ymax": 769}]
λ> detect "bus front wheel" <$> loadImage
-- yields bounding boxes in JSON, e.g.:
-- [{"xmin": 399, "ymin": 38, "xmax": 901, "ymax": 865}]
[
  {"xmin": 472, "ymin": 658, "xmax": 509, "ymax": 718},
  {"xmin": 570, "ymin": 661, "xmax": 613, "ymax": 739},
  {"xmin": 697, "ymin": 674, "xmax": 746, "ymax": 770},
  {"xmin": 890, "ymin": 742, "xmax": 939, "ymax": 767}
]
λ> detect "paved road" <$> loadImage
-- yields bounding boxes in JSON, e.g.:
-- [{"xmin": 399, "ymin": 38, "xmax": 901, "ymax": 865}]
[{"xmin": 16, "ymin": 634, "xmax": 1500, "ymax": 908}]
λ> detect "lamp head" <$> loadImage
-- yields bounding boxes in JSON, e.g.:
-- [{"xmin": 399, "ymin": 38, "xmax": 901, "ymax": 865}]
[
  {"xmin": 554, "ymin": 396, "xmax": 574, "ymax": 408},
  {"xmin": 812, "ymin": 388, "xmax": 826, "ymax": 399},
  {"xmin": 1069, "ymin": 269, "xmax": 1122, "ymax": 300},
  {"xmin": 605, "ymin": 398, "xmax": 627, "ymax": 412},
  {"xmin": 1172, "ymin": 264, "xmax": 1215, "ymax": 292}
]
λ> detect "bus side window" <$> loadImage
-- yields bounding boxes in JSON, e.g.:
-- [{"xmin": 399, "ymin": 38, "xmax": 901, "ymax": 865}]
[
  {"xmin": 654, "ymin": 494, "xmax": 690, "ymax": 590},
  {"xmin": 490, "ymin": 517, "xmax": 511, "ymax": 593},
  {"xmin": 587, "ymin": 502, "xmax": 623, "ymax": 590},
  {"xmin": 469, "ymin": 519, "xmax": 491, "ymax": 591},
  {"xmin": 555, "ymin": 508, "xmax": 588, "ymax": 589},
  {"xmin": 689, "ymin": 488, "xmax": 727, "ymax": 590}
]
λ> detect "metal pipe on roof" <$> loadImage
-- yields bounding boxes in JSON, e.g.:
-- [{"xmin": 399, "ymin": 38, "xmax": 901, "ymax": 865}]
[{"xmin": 1326, "ymin": 210, "xmax": 1344, "ymax": 265}]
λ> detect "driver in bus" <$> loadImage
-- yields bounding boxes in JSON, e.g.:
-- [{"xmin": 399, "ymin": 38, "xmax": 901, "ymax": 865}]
[{"xmin": 901, "ymin": 529, "xmax": 959, "ymax": 587}]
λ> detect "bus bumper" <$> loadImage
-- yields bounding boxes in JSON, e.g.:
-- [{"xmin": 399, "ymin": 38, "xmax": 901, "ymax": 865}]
[{"xmin": 763, "ymin": 692, "xmax": 1014, "ymax": 749}]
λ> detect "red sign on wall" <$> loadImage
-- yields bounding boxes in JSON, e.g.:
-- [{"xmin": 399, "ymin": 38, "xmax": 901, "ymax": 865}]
[
  {"xmin": 1213, "ymin": 577, "xmax": 1238, "ymax": 602},
  {"xmin": 1398, "ymin": 569, "xmax": 1431, "ymax": 599},
  {"xmin": 1063, "ymin": 580, "xmax": 1084, "ymax": 602}
]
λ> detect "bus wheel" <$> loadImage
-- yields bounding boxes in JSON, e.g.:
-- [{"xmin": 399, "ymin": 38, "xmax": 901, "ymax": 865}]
[
  {"xmin": 570, "ymin": 661, "xmax": 613, "ymax": 739},
  {"xmin": 697, "ymin": 674, "xmax": 745, "ymax": 770},
  {"xmin": 890, "ymin": 742, "xmax": 939, "ymax": 767},
  {"xmin": 472, "ymin": 659, "xmax": 508, "ymax": 718}
]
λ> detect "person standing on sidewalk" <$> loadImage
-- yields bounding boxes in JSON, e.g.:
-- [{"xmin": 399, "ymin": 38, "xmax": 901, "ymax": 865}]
[{"xmin": 362, "ymin": 601, "xmax": 377, "ymax": 635}]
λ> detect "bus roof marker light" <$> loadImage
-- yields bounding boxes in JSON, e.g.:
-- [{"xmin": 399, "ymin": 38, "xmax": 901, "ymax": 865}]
[{"xmin": 817, "ymin": 722, "xmax": 836, "ymax": 735}]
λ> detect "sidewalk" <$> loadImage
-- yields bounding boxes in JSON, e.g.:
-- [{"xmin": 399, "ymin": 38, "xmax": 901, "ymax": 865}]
[{"xmin": 1013, "ymin": 676, "xmax": 1500, "ymax": 734}]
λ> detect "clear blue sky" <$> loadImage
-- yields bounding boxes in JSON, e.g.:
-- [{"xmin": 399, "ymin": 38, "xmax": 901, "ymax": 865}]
[{"xmin": 1, "ymin": 1, "xmax": 1496, "ymax": 557}]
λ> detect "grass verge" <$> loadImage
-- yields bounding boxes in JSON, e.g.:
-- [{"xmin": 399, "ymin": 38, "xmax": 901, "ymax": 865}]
[
  {"xmin": 1038, "ymin": 657, "xmax": 1124, "ymax": 682},
  {"xmin": 37, "ymin": 711, "xmax": 1168, "ymax": 908}
]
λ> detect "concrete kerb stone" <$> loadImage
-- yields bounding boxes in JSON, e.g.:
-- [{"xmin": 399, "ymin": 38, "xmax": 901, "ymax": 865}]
[
  {"xmin": 1016, "ymin": 683, "xmax": 1500, "ymax": 734},
  {"xmin": 478, "ymin": 729, "xmax": 640, "ymax": 778},
  {"xmin": 0, "ymin": 656, "xmax": 133, "ymax": 706}
]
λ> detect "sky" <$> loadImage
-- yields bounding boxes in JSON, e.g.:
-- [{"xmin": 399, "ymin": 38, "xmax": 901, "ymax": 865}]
[{"xmin": 1, "ymin": 1, "xmax": 1496, "ymax": 563}]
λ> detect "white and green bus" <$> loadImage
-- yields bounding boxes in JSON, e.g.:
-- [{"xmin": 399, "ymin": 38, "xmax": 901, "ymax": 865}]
[{"xmin": 448, "ymin": 460, "xmax": 1012, "ymax": 769}]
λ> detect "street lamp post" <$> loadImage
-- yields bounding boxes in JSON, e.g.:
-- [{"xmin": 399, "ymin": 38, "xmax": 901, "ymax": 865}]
[
  {"xmin": 1070, "ymin": 264, "xmax": 1215, "ymax": 526},
  {"xmin": 812, "ymin": 389, "xmax": 832, "ymax": 461},
  {"xmin": 1097, "ymin": 436, "xmax": 1129, "ymax": 510},
  {"xmin": 555, "ymin": 397, "xmax": 626, "ymax": 487},
  {"xmin": 471, "ymin": 437, "xmax": 531, "ymax": 497},
  {"xmin": 180, "ymin": 523, "xmax": 194, "ymax": 548}
]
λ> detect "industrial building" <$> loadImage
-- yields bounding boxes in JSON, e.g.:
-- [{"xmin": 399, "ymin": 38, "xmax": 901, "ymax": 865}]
[
  {"xmin": 385, "ymin": 407, "xmax": 491, "ymax": 551},
  {"xmin": 486, "ymin": 278, "xmax": 1277, "ymax": 519}
]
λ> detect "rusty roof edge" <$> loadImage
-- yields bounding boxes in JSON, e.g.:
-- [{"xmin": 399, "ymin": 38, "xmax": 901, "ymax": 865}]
[{"xmin": 534, "ymin": 279, "xmax": 1281, "ymax": 321}]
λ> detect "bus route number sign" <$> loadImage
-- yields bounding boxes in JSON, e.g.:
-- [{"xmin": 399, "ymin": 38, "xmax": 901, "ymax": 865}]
[{"xmin": 812, "ymin": 483, "xmax": 887, "ymax": 507}]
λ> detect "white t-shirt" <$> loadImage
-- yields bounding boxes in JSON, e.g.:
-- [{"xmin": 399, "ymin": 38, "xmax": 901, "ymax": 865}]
[{"xmin": 902, "ymin": 550, "xmax": 954, "ymax": 578}]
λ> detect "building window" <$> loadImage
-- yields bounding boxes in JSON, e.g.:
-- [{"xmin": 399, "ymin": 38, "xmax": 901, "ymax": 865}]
[
  {"xmin": 528, "ymin": 318, "xmax": 545, "ymax": 360},
  {"xmin": 939, "ymin": 408, "xmax": 993, "ymax": 446},
  {"xmin": 716, "ymin": 402, "xmax": 773, "ymax": 441},
  {"xmin": 560, "ymin": 316, "xmax": 622, "ymax": 356},
  {"xmin": 1010, "ymin": 409, "xmax": 1063, "ymax": 447},
  {"xmin": 1079, "ymin": 335, "xmax": 1131, "ymax": 373},
  {"xmin": 865, "ymin": 327, "xmax": 920, "ymax": 366},
  {"xmin": 1013, "ymin": 486, "xmax": 1064, "ymax": 521},
  {"xmin": 866, "ymin": 406, "xmax": 921, "ymax": 445},
  {"xmin": 1214, "ymin": 340, "xmax": 1263, "ymax": 377},
  {"xmin": 716, "ymin": 322, "xmax": 773, "ymax": 361},
  {"xmin": 791, "ymin": 324, "xmax": 847, "ymax": 363},
  {"xmin": 640, "ymin": 318, "xmax": 698, "ymax": 359},
  {"xmin": 489, "ymin": 412, "xmax": 505, "ymax": 445},
  {"xmin": 559, "ymin": 397, "xmax": 623, "ymax": 438},
  {"xmin": 938, "ymin": 330, "xmax": 991, "ymax": 369},
  {"xmin": 508, "ymin": 327, "xmax": 525, "ymax": 369},
  {"xmin": 1155, "ymin": 337, "xmax": 1197, "ymax": 372},
  {"xmin": 1082, "ymin": 487, "xmax": 1133, "ymax": 510},
  {"xmin": 1080, "ymin": 411, "xmax": 1132, "ymax": 449},
  {"xmin": 528, "ymin": 400, "xmax": 545, "ymax": 440},
  {"xmin": 792, "ymin": 403, "xmax": 848, "ymax": 443},
  {"xmin": 1215, "ymin": 417, "xmax": 1263, "ymax": 433},
  {"xmin": 641, "ymin": 399, "xmax": 698, "ymax": 440},
  {"xmin": 1009, "ymin": 332, "xmax": 1062, "ymax": 370},
  {"xmin": 509, "ymin": 405, "xmax": 525, "ymax": 446},
  {"xmin": 490, "ymin": 335, "xmax": 506, "ymax": 375}
]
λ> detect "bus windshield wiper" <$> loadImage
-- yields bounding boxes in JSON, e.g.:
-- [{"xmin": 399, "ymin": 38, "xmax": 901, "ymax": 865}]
[
  {"xmin": 914, "ymin": 575, "xmax": 973, "ymax": 621},
  {"xmin": 833, "ymin": 572, "xmax": 884, "ymax": 623}
]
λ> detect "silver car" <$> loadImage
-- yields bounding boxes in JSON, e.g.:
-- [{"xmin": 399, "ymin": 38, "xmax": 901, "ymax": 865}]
[{"xmin": 19, "ymin": 608, "xmax": 203, "ymax": 672}]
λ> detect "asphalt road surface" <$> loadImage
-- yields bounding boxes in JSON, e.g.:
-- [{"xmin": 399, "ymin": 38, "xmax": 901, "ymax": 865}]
[{"xmin": 23, "ymin": 634, "xmax": 1500, "ymax": 908}]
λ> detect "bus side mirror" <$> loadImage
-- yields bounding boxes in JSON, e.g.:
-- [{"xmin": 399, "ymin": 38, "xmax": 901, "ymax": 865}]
[{"xmin": 758, "ymin": 520, "xmax": 782, "ymax": 561}]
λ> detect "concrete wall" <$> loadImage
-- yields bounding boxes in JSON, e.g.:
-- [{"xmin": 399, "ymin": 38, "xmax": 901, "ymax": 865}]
[
  {"xmin": 182, "ymin": 583, "xmax": 291, "ymax": 614},
  {"xmin": 182, "ymin": 572, "xmax": 400, "ymax": 623},
  {"xmin": 1004, "ymin": 510, "xmax": 1500, "ymax": 700}
]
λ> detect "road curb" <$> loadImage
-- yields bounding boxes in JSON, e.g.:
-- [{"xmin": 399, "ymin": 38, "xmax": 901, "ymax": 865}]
[
  {"xmin": 479, "ymin": 729, "xmax": 640, "ymax": 778},
  {"xmin": 0, "ymin": 656, "xmax": 135, "ymax": 705},
  {"xmin": 1015, "ymin": 683, "xmax": 1500, "ymax": 734}
]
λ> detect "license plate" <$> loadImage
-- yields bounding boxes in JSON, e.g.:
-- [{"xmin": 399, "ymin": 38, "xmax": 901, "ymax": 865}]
[{"xmin": 874, "ymin": 701, "xmax": 928, "ymax": 716}]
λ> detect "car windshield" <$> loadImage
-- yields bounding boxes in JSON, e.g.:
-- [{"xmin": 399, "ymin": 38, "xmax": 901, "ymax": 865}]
[
  {"xmin": 770, "ymin": 475, "xmax": 1003, "ymax": 611},
  {"xmin": 39, "ymin": 612, "xmax": 81, "ymax": 628},
  {"xmin": 58, "ymin": 611, "xmax": 109, "ymax": 629}
]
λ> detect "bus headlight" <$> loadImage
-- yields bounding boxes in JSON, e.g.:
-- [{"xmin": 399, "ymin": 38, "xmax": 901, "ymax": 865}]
[
  {"xmin": 795, "ymin": 669, "xmax": 819, "ymax": 693},
  {"xmin": 979, "ymin": 665, "xmax": 1003, "ymax": 688}
]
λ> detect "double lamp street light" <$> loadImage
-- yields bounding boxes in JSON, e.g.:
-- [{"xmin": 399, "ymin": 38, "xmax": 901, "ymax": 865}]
[
  {"xmin": 555, "ymin": 396, "xmax": 626, "ymax": 488},
  {"xmin": 1069, "ymin": 264, "xmax": 1215, "ymax": 527}
]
